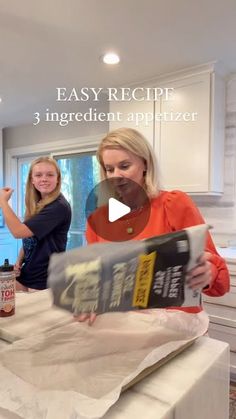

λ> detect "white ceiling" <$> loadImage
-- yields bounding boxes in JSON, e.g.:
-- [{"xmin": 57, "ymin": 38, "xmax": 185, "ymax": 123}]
[{"xmin": 1, "ymin": 0, "xmax": 236, "ymax": 128}]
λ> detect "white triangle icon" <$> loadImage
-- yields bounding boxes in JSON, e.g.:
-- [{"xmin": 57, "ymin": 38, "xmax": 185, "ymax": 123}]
[{"xmin": 108, "ymin": 198, "xmax": 131, "ymax": 222}]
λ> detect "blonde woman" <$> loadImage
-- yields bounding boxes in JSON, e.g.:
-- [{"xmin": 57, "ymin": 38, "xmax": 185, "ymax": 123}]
[
  {"xmin": 0, "ymin": 157, "xmax": 71, "ymax": 291},
  {"xmin": 80, "ymin": 128, "xmax": 229, "ymax": 324}
]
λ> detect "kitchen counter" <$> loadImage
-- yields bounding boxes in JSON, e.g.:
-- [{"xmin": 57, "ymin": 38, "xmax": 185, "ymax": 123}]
[
  {"xmin": 217, "ymin": 246, "xmax": 236, "ymax": 263},
  {"xmin": 204, "ymin": 248, "xmax": 236, "ymax": 380},
  {"xmin": 102, "ymin": 337, "xmax": 229, "ymax": 419},
  {"xmin": 0, "ymin": 336, "xmax": 229, "ymax": 419},
  {"xmin": 0, "ymin": 289, "xmax": 72, "ymax": 343},
  {"xmin": 0, "ymin": 290, "xmax": 230, "ymax": 419}
]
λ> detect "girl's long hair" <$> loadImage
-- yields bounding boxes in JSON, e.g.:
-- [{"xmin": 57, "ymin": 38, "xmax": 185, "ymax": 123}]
[{"xmin": 24, "ymin": 156, "xmax": 61, "ymax": 220}]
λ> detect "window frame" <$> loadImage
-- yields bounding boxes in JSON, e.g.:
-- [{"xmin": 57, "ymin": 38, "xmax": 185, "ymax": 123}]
[{"xmin": 53, "ymin": 150, "xmax": 100, "ymax": 248}]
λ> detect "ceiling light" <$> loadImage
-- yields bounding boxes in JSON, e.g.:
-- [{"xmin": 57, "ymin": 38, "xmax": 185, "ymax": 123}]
[
  {"xmin": 102, "ymin": 52, "xmax": 120, "ymax": 65},
  {"xmin": 0, "ymin": 97, "xmax": 2, "ymax": 103}
]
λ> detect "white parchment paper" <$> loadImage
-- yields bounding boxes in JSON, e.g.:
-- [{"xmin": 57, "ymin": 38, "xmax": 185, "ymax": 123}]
[{"xmin": 0, "ymin": 309, "xmax": 209, "ymax": 419}]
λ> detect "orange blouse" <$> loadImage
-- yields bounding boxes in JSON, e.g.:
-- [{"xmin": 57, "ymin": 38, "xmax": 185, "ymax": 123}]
[{"xmin": 86, "ymin": 190, "xmax": 230, "ymax": 312}]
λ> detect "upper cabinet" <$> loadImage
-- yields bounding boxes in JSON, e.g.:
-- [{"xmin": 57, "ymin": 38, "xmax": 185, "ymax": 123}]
[
  {"xmin": 109, "ymin": 97, "xmax": 155, "ymax": 148},
  {"xmin": 109, "ymin": 65, "xmax": 225, "ymax": 195}
]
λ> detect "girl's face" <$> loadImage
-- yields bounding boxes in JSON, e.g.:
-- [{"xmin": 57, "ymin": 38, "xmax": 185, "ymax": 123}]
[
  {"xmin": 102, "ymin": 148, "xmax": 146, "ymax": 193},
  {"xmin": 31, "ymin": 162, "xmax": 58, "ymax": 197}
]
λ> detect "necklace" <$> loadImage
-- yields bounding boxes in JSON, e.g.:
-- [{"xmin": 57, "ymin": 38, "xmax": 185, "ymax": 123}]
[
  {"xmin": 127, "ymin": 226, "xmax": 134, "ymax": 234},
  {"xmin": 124, "ymin": 206, "xmax": 145, "ymax": 235}
]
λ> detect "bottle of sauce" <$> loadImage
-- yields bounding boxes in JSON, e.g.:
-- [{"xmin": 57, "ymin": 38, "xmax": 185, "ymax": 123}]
[{"xmin": 0, "ymin": 259, "xmax": 15, "ymax": 317}]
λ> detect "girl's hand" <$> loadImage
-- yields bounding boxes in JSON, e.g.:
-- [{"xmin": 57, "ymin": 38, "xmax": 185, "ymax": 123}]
[
  {"xmin": 186, "ymin": 252, "xmax": 212, "ymax": 290},
  {"xmin": 14, "ymin": 261, "xmax": 22, "ymax": 277},
  {"xmin": 0, "ymin": 187, "xmax": 14, "ymax": 204}
]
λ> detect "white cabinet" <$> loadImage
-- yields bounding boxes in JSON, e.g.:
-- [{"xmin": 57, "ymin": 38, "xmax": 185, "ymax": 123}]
[
  {"xmin": 109, "ymin": 98, "xmax": 154, "ymax": 147},
  {"xmin": 109, "ymin": 66, "xmax": 225, "ymax": 195},
  {"xmin": 155, "ymin": 72, "xmax": 224, "ymax": 194}
]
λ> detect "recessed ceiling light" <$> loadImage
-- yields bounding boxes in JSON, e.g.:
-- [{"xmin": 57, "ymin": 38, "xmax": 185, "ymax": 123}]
[
  {"xmin": 0, "ymin": 97, "xmax": 2, "ymax": 103},
  {"xmin": 102, "ymin": 52, "xmax": 120, "ymax": 65}
]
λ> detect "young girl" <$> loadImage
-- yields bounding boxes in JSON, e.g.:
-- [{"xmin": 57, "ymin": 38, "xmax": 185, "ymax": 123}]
[{"xmin": 0, "ymin": 157, "xmax": 71, "ymax": 290}]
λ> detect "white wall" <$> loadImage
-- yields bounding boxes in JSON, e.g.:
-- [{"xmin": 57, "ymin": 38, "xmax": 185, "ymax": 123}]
[{"xmin": 3, "ymin": 116, "xmax": 108, "ymax": 150}]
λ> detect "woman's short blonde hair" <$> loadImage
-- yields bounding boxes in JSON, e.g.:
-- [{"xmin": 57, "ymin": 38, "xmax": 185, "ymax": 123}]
[
  {"xmin": 24, "ymin": 156, "xmax": 61, "ymax": 219},
  {"xmin": 97, "ymin": 128, "xmax": 160, "ymax": 197}
]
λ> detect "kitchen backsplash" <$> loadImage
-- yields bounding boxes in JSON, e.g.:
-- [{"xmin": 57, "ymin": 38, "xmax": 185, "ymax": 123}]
[{"xmin": 193, "ymin": 75, "xmax": 236, "ymax": 247}]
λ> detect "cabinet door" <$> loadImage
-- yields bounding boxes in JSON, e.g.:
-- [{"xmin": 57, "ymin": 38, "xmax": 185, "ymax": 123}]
[
  {"xmin": 109, "ymin": 99, "xmax": 154, "ymax": 147},
  {"xmin": 155, "ymin": 73, "xmax": 211, "ymax": 193}
]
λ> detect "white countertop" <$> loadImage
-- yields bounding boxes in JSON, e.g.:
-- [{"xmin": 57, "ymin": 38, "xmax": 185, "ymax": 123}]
[
  {"xmin": 0, "ymin": 289, "xmax": 72, "ymax": 343},
  {"xmin": 0, "ymin": 291, "xmax": 230, "ymax": 419},
  {"xmin": 217, "ymin": 246, "xmax": 236, "ymax": 262},
  {"xmin": 0, "ymin": 336, "xmax": 229, "ymax": 419},
  {"xmin": 103, "ymin": 336, "xmax": 229, "ymax": 419}
]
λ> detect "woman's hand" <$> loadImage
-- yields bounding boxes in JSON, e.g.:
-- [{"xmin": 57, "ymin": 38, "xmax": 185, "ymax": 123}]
[
  {"xmin": 73, "ymin": 252, "xmax": 212, "ymax": 324},
  {"xmin": 73, "ymin": 312, "xmax": 97, "ymax": 326},
  {"xmin": 0, "ymin": 187, "xmax": 14, "ymax": 205},
  {"xmin": 186, "ymin": 252, "xmax": 212, "ymax": 290}
]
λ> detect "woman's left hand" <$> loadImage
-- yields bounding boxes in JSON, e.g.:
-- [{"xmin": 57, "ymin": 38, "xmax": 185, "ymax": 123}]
[
  {"xmin": 74, "ymin": 312, "xmax": 97, "ymax": 326},
  {"xmin": 186, "ymin": 252, "xmax": 212, "ymax": 290}
]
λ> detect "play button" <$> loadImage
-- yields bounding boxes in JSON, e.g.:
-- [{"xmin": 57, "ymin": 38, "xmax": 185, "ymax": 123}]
[
  {"xmin": 108, "ymin": 198, "xmax": 131, "ymax": 222},
  {"xmin": 85, "ymin": 178, "xmax": 151, "ymax": 242}
]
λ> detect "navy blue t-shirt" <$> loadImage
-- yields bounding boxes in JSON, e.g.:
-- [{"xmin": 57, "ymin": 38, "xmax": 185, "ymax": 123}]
[{"xmin": 19, "ymin": 194, "xmax": 71, "ymax": 289}]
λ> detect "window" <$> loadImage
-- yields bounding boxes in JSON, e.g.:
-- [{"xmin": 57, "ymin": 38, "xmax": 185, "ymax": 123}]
[
  {"xmin": 0, "ymin": 135, "xmax": 3, "ymax": 227},
  {"xmin": 55, "ymin": 153, "xmax": 100, "ymax": 248}
]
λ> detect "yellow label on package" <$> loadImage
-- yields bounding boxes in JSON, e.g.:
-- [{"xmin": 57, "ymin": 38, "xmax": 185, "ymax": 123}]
[{"xmin": 132, "ymin": 251, "xmax": 156, "ymax": 308}]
